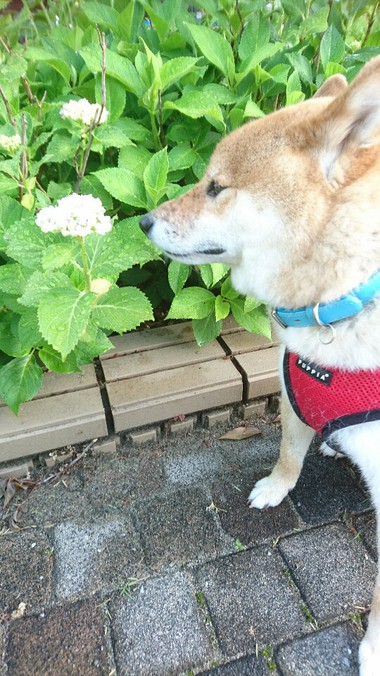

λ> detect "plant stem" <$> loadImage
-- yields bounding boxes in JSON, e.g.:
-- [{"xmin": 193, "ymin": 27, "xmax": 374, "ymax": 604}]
[
  {"xmin": 79, "ymin": 237, "xmax": 91, "ymax": 291},
  {"xmin": 361, "ymin": 0, "xmax": 379, "ymax": 47}
]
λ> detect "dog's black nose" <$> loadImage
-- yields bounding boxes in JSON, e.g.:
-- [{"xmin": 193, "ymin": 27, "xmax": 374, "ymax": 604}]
[{"xmin": 140, "ymin": 213, "xmax": 155, "ymax": 233}]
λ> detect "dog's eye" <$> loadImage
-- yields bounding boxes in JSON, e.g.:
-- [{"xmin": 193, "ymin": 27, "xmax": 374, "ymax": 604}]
[{"xmin": 207, "ymin": 180, "xmax": 226, "ymax": 198}]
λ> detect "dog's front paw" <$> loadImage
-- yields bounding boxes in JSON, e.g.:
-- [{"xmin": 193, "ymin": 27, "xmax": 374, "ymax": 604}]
[
  {"xmin": 359, "ymin": 637, "xmax": 380, "ymax": 676},
  {"xmin": 248, "ymin": 473, "xmax": 291, "ymax": 509}
]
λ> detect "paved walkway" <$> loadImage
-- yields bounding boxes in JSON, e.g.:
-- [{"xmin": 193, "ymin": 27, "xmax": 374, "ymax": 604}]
[{"xmin": 0, "ymin": 412, "xmax": 376, "ymax": 675}]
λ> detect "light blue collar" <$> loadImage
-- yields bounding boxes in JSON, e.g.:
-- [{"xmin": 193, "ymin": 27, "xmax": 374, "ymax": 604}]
[{"xmin": 272, "ymin": 269, "xmax": 380, "ymax": 329}]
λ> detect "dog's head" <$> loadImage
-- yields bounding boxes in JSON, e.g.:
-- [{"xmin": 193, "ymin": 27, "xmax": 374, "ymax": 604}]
[{"xmin": 140, "ymin": 57, "xmax": 380, "ymax": 306}]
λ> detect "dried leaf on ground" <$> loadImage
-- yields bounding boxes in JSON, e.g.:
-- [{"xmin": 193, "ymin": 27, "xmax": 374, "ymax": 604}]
[{"xmin": 218, "ymin": 426, "xmax": 262, "ymax": 440}]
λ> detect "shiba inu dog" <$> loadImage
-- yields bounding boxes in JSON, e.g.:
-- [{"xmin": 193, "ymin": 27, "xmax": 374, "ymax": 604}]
[{"xmin": 140, "ymin": 57, "xmax": 380, "ymax": 675}]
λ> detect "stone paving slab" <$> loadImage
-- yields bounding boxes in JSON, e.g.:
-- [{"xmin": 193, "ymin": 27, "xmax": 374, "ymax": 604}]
[
  {"xmin": 193, "ymin": 547, "xmax": 309, "ymax": 656},
  {"xmin": 275, "ymin": 622, "xmax": 361, "ymax": 675},
  {"xmin": 200, "ymin": 654, "xmax": 273, "ymax": 675},
  {"xmin": 5, "ymin": 599, "xmax": 113, "ymax": 676},
  {"xmin": 279, "ymin": 523, "xmax": 377, "ymax": 623},
  {"xmin": 133, "ymin": 486, "xmax": 230, "ymax": 571},
  {"xmin": 289, "ymin": 454, "xmax": 370, "ymax": 524},
  {"xmin": 110, "ymin": 572, "xmax": 213, "ymax": 675},
  {"xmin": 54, "ymin": 518, "xmax": 143, "ymax": 600},
  {"xmin": 0, "ymin": 530, "xmax": 52, "ymax": 614}
]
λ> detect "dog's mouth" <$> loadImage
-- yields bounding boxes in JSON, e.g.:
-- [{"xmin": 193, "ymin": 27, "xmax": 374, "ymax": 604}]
[{"xmin": 164, "ymin": 247, "xmax": 226, "ymax": 259}]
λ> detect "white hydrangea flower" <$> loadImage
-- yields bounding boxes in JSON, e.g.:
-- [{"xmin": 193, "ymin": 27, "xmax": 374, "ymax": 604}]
[
  {"xmin": 60, "ymin": 99, "xmax": 109, "ymax": 126},
  {"xmin": 0, "ymin": 133, "xmax": 22, "ymax": 153},
  {"xmin": 36, "ymin": 194, "xmax": 112, "ymax": 237}
]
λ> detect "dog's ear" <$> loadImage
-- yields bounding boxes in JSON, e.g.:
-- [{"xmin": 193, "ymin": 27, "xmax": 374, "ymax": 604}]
[
  {"xmin": 313, "ymin": 74, "xmax": 347, "ymax": 99},
  {"xmin": 313, "ymin": 56, "xmax": 380, "ymax": 182}
]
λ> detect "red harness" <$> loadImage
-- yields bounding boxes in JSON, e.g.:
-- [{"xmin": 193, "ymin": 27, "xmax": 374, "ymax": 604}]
[{"xmin": 284, "ymin": 351, "xmax": 380, "ymax": 442}]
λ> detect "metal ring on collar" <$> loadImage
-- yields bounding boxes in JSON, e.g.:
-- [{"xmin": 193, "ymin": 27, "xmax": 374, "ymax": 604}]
[{"xmin": 313, "ymin": 304, "xmax": 336, "ymax": 344}]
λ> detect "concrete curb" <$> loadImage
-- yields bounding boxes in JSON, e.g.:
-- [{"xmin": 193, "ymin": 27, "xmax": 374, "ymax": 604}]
[{"xmin": 0, "ymin": 319, "xmax": 280, "ymax": 469}]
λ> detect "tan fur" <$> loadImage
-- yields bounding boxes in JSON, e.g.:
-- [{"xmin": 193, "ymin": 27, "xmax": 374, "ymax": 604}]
[{"xmin": 141, "ymin": 57, "xmax": 380, "ymax": 675}]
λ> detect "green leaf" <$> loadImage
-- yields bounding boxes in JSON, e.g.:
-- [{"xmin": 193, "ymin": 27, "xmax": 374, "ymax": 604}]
[
  {"xmin": 168, "ymin": 261, "xmax": 190, "ymax": 295},
  {"xmin": 160, "ymin": 57, "xmax": 201, "ymax": 92},
  {"xmin": 168, "ymin": 144, "xmax": 197, "ymax": 172},
  {"xmin": 94, "ymin": 125, "xmax": 134, "ymax": 149},
  {"xmin": 76, "ymin": 328, "xmax": 113, "ymax": 362},
  {"xmin": 230, "ymin": 299, "xmax": 271, "ymax": 338},
  {"xmin": 286, "ymin": 52, "xmax": 313, "ymax": 85},
  {"xmin": 94, "ymin": 168, "xmax": 146, "ymax": 209},
  {"xmin": 24, "ymin": 47, "xmax": 72, "ymax": 83},
  {"xmin": 18, "ymin": 309, "xmax": 43, "ymax": 349},
  {"xmin": 0, "ymin": 263, "xmax": 28, "ymax": 295},
  {"xmin": 300, "ymin": 6, "xmax": 329, "ymax": 37},
  {"xmin": 143, "ymin": 148, "xmax": 169, "ymax": 207},
  {"xmin": 164, "ymin": 90, "xmax": 224, "ymax": 127},
  {"xmin": 38, "ymin": 345, "xmax": 81, "ymax": 373},
  {"xmin": 42, "ymin": 241, "xmax": 79, "ymax": 271},
  {"xmin": 80, "ymin": 44, "xmax": 144, "ymax": 97},
  {"xmin": 221, "ymin": 276, "xmax": 240, "ymax": 300},
  {"xmin": 286, "ymin": 71, "xmax": 305, "ymax": 106},
  {"xmin": 239, "ymin": 16, "xmax": 270, "ymax": 61},
  {"xmin": 167, "ymin": 287, "xmax": 216, "ymax": 320},
  {"xmin": 238, "ymin": 43, "xmax": 282, "ymax": 81},
  {"xmin": 0, "ymin": 354, "xmax": 43, "ymax": 414},
  {"xmin": 0, "ymin": 314, "xmax": 31, "ymax": 358},
  {"xmin": 92, "ymin": 285, "xmax": 153, "ymax": 333},
  {"xmin": 199, "ymin": 264, "xmax": 214, "ymax": 289},
  {"xmin": 44, "ymin": 132, "xmax": 79, "ymax": 163},
  {"xmin": 7, "ymin": 218, "xmax": 58, "ymax": 269},
  {"xmin": 0, "ymin": 195, "xmax": 28, "ymax": 249},
  {"xmin": 192, "ymin": 315, "xmax": 221, "ymax": 347},
  {"xmin": 38, "ymin": 289, "xmax": 95, "ymax": 359},
  {"xmin": 320, "ymin": 26, "xmax": 345, "ymax": 71},
  {"xmin": 81, "ymin": 2, "xmax": 119, "ymax": 33},
  {"xmin": 244, "ymin": 100, "xmax": 265, "ymax": 119},
  {"xmin": 18, "ymin": 271, "xmax": 75, "ymax": 307},
  {"xmin": 215, "ymin": 295, "xmax": 230, "ymax": 321},
  {"xmin": 185, "ymin": 22, "xmax": 234, "ymax": 83}
]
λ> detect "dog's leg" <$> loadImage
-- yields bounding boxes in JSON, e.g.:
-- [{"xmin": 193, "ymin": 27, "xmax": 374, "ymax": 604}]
[
  {"xmin": 356, "ymin": 458, "xmax": 380, "ymax": 675},
  {"xmin": 248, "ymin": 392, "xmax": 314, "ymax": 508}
]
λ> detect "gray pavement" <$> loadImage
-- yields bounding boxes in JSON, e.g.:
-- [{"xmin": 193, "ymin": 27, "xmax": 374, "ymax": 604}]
[{"xmin": 0, "ymin": 411, "xmax": 376, "ymax": 675}]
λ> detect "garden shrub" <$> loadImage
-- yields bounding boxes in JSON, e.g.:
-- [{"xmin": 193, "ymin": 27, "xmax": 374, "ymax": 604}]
[{"xmin": 0, "ymin": 0, "xmax": 379, "ymax": 412}]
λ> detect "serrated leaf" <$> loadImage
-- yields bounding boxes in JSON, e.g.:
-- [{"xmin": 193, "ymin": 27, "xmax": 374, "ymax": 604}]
[
  {"xmin": 94, "ymin": 168, "xmax": 146, "ymax": 209},
  {"xmin": 215, "ymin": 295, "xmax": 230, "ymax": 321},
  {"xmin": 244, "ymin": 100, "xmax": 265, "ymax": 119},
  {"xmin": 38, "ymin": 289, "xmax": 94, "ymax": 359},
  {"xmin": 167, "ymin": 287, "xmax": 216, "ymax": 320},
  {"xmin": 239, "ymin": 17, "xmax": 270, "ymax": 61},
  {"xmin": 92, "ymin": 285, "xmax": 153, "ymax": 333},
  {"xmin": 0, "ymin": 263, "xmax": 28, "ymax": 295},
  {"xmin": 143, "ymin": 148, "xmax": 168, "ymax": 207},
  {"xmin": 42, "ymin": 241, "xmax": 79, "ymax": 271},
  {"xmin": 230, "ymin": 299, "xmax": 271, "ymax": 338},
  {"xmin": 81, "ymin": 1, "xmax": 119, "ymax": 33},
  {"xmin": 300, "ymin": 6, "xmax": 329, "ymax": 37},
  {"xmin": 286, "ymin": 52, "xmax": 313, "ymax": 85},
  {"xmin": 7, "ymin": 218, "xmax": 58, "ymax": 269},
  {"xmin": 199, "ymin": 264, "xmax": 214, "ymax": 289},
  {"xmin": 168, "ymin": 261, "xmax": 190, "ymax": 295},
  {"xmin": 168, "ymin": 144, "xmax": 197, "ymax": 172},
  {"xmin": 160, "ymin": 56, "xmax": 200, "ymax": 91},
  {"xmin": 0, "ymin": 354, "xmax": 42, "ymax": 414},
  {"xmin": 76, "ymin": 329, "xmax": 113, "ymax": 362},
  {"xmin": 44, "ymin": 132, "xmax": 79, "ymax": 163},
  {"xmin": 192, "ymin": 314, "xmax": 221, "ymax": 346},
  {"xmin": 24, "ymin": 47, "xmax": 71, "ymax": 83},
  {"xmin": 38, "ymin": 345, "xmax": 81, "ymax": 373},
  {"xmin": 18, "ymin": 309, "xmax": 43, "ymax": 349},
  {"xmin": 18, "ymin": 271, "xmax": 75, "ymax": 307},
  {"xmin": 94, "ymin": 125, "xmax": 134, "ymax": 149},
  {"xmin": 80, "ymin": 44, "xmax": 144, "ymax": 97},
  {"xmin": 185, "ymin": 22, "xmax": 234, "ymax": 83},
  {"xmin": 0, "ymin": 314, "xmax": 31, "ymax": 358},
  {"xmin": 320, "ymin": 26, "xmax": 345, "ymax": 71},
  {"xmin": 164, "ymin": 90, "xmax": 224, "ymax": 127},
  {"xmin": 0, "ymin": 195, "xmax": 28, "ymax": 249}
]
